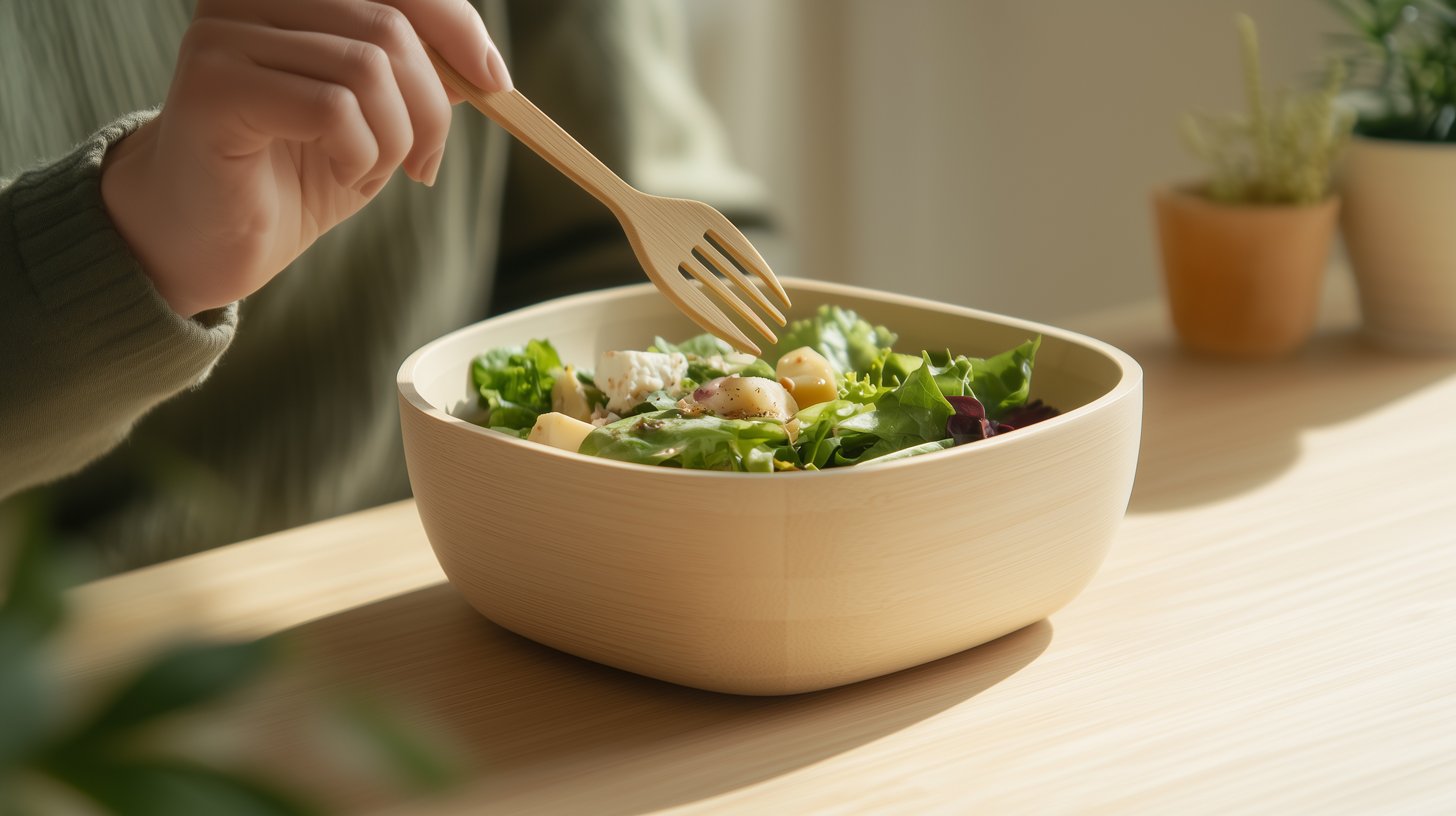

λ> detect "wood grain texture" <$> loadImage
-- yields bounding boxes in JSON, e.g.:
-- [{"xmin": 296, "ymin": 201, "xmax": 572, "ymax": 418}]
[
  {"xmin": 424, "ymin": 44, "xmax": 787, "ymax": 354},
  {"xmin": 399, "ymin": 280, "xmax": 1141, "ymax": 694},
  {"xmin": 59, "ymin": 285, "xmax": 1456, "ymax": 814}
]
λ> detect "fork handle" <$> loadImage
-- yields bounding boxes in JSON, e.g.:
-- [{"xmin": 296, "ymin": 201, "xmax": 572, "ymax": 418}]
[{"xmin": 423, "ymin": 45, "xmax": 637, "ymax": 212}]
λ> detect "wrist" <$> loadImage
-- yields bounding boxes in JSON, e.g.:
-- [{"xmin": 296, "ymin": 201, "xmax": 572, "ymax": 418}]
[{"xmin": 100, "ymin": 119, "xmax": 201, "ymax": 317}]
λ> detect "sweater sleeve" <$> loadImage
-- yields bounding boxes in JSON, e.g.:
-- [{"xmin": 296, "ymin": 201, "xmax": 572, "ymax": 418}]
[
  {"xmin": 491, "ymin": 0, "xmax": 776, "ymax": 313},
  {"xmin": 0, "ymin": 112, "xmax": 238, "ymax": 500}
]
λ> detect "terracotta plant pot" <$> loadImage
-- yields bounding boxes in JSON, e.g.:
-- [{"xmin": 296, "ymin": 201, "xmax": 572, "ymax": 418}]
[
  {"xmin": 1339, "ymin": 134, "xmax": 1456, "ymax": 353},
  {"xmin": 1153, "ymin": 186, "xmax": 1340, "ymax": 358}
]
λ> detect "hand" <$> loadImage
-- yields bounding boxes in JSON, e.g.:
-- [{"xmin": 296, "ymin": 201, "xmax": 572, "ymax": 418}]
[{"xmin": 100, "ymin": 0, "xmax": 512, "ymax": 317}]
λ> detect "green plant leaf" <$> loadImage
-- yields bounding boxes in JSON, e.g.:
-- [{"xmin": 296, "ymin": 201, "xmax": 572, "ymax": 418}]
[
  {"xmin": 1187, "ymin": 13, "xmax": 1357, "ymax": 199},
  {"xmin": 0, "ymin": 513, "xmax": 68, "ymax": 770},
  {"xmin": 769, "ymin": 305, "xmax": 897, "ymax": 374},
  {"xmin": 0, "ymin": 619, "xmax": 57, "ymax": 769},
  {"xmin": 79, "ymin": 639, "xmax": 281, "ymax": 738},
  {"xmin": 50, "ymin": 758, "xmax": 317, "ymax": 816},
  {"xmin": 1327, "ymin": 0, "xmax": 1456, "ymax": 142},
  {"xmin": 329, "ymin": 694, "xmax": 462, "ymax": 795},
  {"xmin": 1, "ymin": 513, "xmax": 69, "ymax": 639}
]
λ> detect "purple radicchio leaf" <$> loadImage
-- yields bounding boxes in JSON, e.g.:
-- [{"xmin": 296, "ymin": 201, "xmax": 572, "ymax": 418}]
[
  {"xmin": 945, "ymin": 395, "xmax": 1061, "ymax": 445},
  {"xmin": 946, "ymin": 395, "xmax": 986, "ymax": 419},
  {"xmin": 947, "ymin": 414, "xmax": 996, "ymax": 445},
  {"xmin": 945, "ymin": 395, "xmax": 993, "ymax": 445},
  {"xmin": 996, "ymin": 399, "xmax": 1060, "ymax": 431}
]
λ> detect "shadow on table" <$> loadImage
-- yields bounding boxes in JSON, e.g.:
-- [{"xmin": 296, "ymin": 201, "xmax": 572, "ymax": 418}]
[
  {"xmin": 1126, "ymin": 330, "xmax": 1456, "ymax": 513},
  {"xmin": 258, "ymin": 583, "xmax": 1050, "ymax": 814}
]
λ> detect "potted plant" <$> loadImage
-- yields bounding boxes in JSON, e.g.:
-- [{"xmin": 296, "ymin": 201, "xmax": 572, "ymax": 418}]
[
  {"xmin": 1329, "ymin": 0, "xmax": 1456, "ymax": 352},
  {"xmin": 1154, "ymin": 15, "xmax": 1354, "ymax": 358}
]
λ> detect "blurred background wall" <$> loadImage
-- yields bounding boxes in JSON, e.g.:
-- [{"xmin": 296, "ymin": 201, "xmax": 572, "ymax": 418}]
[{"xmin": 682, "ymin": 0, "xmax": 1341, "ymax": 323}]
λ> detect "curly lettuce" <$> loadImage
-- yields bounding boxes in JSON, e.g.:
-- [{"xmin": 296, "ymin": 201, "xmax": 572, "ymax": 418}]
[
  {"xmin": 770, "ymin": 305, "xmax": 897, "ymax": 375},
  {"xmin": 835, "ymin": 357, "xmax": 956, "ymax": 463},
  {"xmin": 926, "ymin": 338, "xmax": 1041, "ymax": 420},
  {"xmin": 471, "ymin": 339, "xmax": 562, "ymax": 436}
]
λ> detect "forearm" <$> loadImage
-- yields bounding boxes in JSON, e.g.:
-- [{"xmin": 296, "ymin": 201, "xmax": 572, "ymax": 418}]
[{"xmin": 0, "ymin": 113, "xmax": 237, "ymax": 499}]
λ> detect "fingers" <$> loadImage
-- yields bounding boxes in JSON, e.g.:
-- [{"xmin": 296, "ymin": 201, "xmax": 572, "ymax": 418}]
[
  {"xmin": 181, "ymin": 0, "xmax": 512, "ymax": 191},
  {"xmin": 198, "ymin": 0, "xmax": 454, "ymax": 184},
  {"xmin": 178, "ymin": 49, "xmax": 380, "ymax": 189},
  {"xmin": 380, "ymin": 0, "xmax": 513, "ymax": 92},
  {"xmin": 182, "ymin": 19, "xmax": 413, "ymax": 190}
]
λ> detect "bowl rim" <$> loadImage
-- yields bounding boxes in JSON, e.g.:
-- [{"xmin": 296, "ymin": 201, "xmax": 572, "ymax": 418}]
[{"xmin": 397, "ymin": 277, "xmax": 1143, "ymax": 479}]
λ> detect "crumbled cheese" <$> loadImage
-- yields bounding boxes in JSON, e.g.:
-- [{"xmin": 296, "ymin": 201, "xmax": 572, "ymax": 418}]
[
  {"xmin": 590, "ymin": 407, "xmax": 622, "ymax": 428},
  {"xmin": 596, "ymin": 350, "xmax": 688, "ymax": 412}
]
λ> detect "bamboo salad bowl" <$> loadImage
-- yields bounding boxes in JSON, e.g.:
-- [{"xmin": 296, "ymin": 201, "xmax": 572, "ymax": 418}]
[{"xmin": 398, "ymin": 279, "xmax": 1143, "ymax": 695}]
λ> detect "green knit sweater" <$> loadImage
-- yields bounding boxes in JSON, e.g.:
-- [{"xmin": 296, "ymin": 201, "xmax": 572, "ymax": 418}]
[{"xmin": 0, "ymin": 0, "xmax": 767, "ymax": 571}]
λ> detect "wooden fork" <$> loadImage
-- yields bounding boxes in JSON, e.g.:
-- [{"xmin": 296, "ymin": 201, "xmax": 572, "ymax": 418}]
[{"xmin": 424, "ymin": 46, "xmax": 790, "ymax": 355}]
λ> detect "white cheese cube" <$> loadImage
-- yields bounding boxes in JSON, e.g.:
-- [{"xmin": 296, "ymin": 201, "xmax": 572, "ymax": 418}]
[
  {"xmin": 527, "ymin": 412, "xmax": 596, "ymax": 453},
  {"xmin": 596, "ymin": 350, "xmax": 688, "ymax": 412}
]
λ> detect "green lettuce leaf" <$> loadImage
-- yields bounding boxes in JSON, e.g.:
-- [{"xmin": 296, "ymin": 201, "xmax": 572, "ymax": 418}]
[
  {"xmin": 837, "ymin": 372, "xmax": 890, "ymax": 405},
  {"xmin": 735, "ymin": 358, "xmax": 776, "ymax": 379},
  {"xmin": 839, "ymin": 357, "xmax": 954, "ymax": 441},
  {"xmin": 854, "ymin": 438, "xmax": 955, "ymax": 466},
  {"xmin": 834, "ymin": 355, "xmax": 955, "ymax": 463},
  {"xmin": 867, "ymin": 348, "xmax": 924, "ymax": 388},
  {"xmin": 792, "ymin": 399, "xmax": 875, "ymax": 469},
  {"xmin": 653, "ymin": 333, "xmax": 772, "ymax": 383},
  {"xmin": 928, "ymin": 338, "xmax": 1040, "ymax": 419},
  {"xmin": 684, "ymin": 362, "xmax": 721, "ymax": 385},
  {"xmin": 471, "ymin": 339, "xmax": 563, "ymax": 435},
  {"xmin": 578, "ymin": 411, "xmax": 789, "ymax": 472},
  {"xmin": 770, "ymin": 306, "xmax": 897, "ymax": 374},
  {"xmin": 651, "ymin": 333, "xmax": 732, "ymax": 358},
  {"xmin": 621, "ymin": 390, "xmax": 681, "ymax": 416}
]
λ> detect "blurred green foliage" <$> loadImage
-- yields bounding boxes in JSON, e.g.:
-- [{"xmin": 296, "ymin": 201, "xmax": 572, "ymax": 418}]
[
  {"xmin": 1329, "ymin": 0, "xmax": 1456, "ymax": 141},
  {"xmin": 0, "ymin": 503, "xmax": 460, "ymax": 815},
  {"xmin": 1182, "ymin": 14, "xmax": 1355, "ymax": 205}
]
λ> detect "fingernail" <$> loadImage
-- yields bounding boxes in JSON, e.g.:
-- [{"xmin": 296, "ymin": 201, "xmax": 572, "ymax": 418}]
[
  {"xmin": 485, "ymin": 46, "xmax": 514, "ymax": 92},
  {"xmin": 423, "ymin": 146, "xmax": 445, "ymax": 187}
]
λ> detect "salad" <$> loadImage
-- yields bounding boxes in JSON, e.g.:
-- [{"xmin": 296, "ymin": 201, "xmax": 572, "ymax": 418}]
[{"xmin": 467, "ymin": 305, "xmax": 1059, "ymax": 472}]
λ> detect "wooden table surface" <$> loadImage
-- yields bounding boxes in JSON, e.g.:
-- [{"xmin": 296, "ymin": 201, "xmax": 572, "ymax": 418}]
[{"xmin": 61, "ymin": 292, "xmax": 1456, "ymax": 815}]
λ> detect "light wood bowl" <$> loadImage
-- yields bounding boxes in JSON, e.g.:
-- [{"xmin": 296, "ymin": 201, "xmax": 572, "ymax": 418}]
[{"xmin": 398, "ymin": 279, "xmax": 1142, "ymax": 695}]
